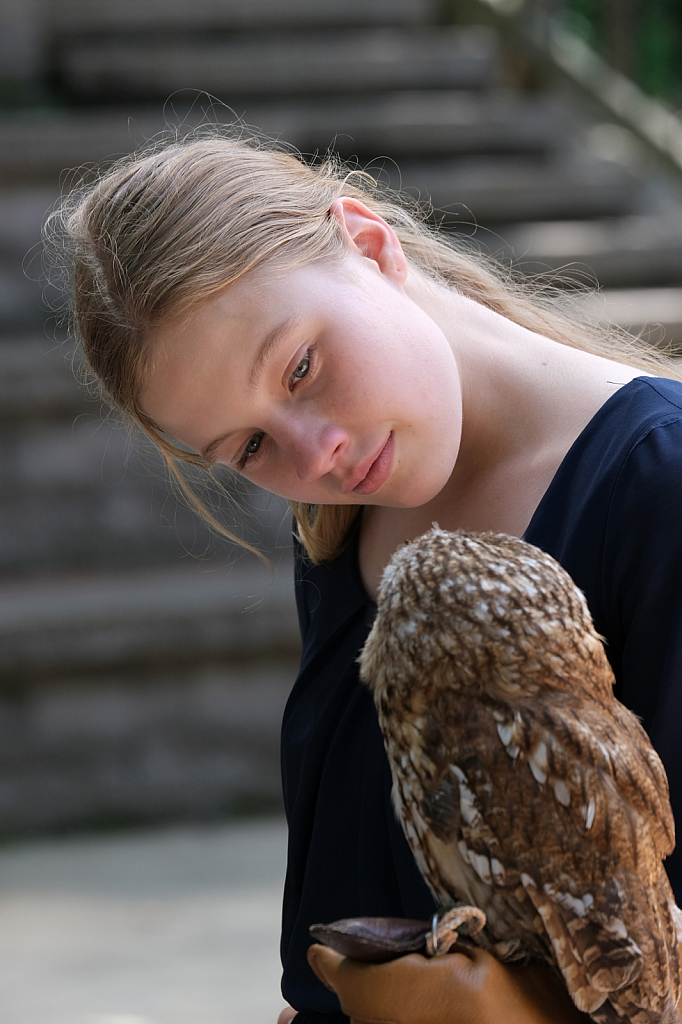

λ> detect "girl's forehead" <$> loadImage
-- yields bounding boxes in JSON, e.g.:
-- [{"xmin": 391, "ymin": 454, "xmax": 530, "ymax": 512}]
[
  {"xmin": 149, "ymin": 254, "xmax": 363, "ymax": 367},
  {"xmin": 148, "ymin": 269, "xmax": 299, "ymax": 370},
  {"xmin": 176, "ymin": 258, "xmax": 353, "ymax": 324},
  {"xmin": 153, "ymin": 268, "xmax": 275, "ymax": 341}
]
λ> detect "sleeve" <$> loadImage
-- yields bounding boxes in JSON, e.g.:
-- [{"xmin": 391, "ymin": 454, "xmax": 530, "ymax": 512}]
[{"xmin": 603, "ymin": 416, "xmax": 682, "ymax": 902}]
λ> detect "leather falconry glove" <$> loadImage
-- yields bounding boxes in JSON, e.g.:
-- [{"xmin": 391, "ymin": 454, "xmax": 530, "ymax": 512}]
[{"xmin": 307, "ymin": 942, "xmax": 588, "ymax": 1024}]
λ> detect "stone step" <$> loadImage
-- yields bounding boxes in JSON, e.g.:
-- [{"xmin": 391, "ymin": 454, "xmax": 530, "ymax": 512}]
[
  {"xmin": 0, "ymin": 440, "xmax": 289, "ymax": 575},
  {"xmin": 0, "ymin": 186, "xmax": 57, "ymax": 330},
  {"xmin": 57, "ymin": 26, "xmax": 498, "ymax": 102},
  {"xmin": 0, "ymin": 338, "xmax": 85, "ymax": 421},
  {"xmin": 0, "ymin": 652, "xmax": 293, "ymax": 829},
  {"xmin": 0, "ymin": 416, "xmax": 289, "ymax": 577},
  {"xmin": 385, "ymin": 153, "xmax": 642, "ymax": 224},
  {"xmin": 47, "ymin": 0, "xmax": 434, "ymax": 33},
  {"xmin": 581, "ymin": 286, "xmax": 682, "ymax": 350},
  {"xmin": 497, "ymin": 215, "xmax": 682, "ymax": 288},
  {"xmin": 0, "ymin": 340, "xmax": 290, "ymax": 576},
  {"xmin": 0, "ymin": 91, "xmax": 567, "ymax": 183},
  {"xmin": 247, "ymin": 90, "xmax": 567, "ymax": 159},
  {"xmin": 0, "ymin": 411, "xmax": 212, "ymax": 577},
  {"xmin": 0, "ymin": 557, "xmax": 299, "ymax": 680}
]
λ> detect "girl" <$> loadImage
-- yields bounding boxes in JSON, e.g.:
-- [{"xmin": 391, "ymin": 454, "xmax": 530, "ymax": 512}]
[{"xmin": 56, "ymin": 132, "xmax": 682, "ymax": 1023}]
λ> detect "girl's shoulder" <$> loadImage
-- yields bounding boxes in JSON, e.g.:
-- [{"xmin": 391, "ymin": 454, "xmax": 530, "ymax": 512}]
[
  {"xmin": 528, "ymin": 375, "xmax": 682, "ymax": 534},
  {"xmin": 602, "ymin": 375, "xmax": 682, "ymax": 434},
  {"xmin": 525, "ymin": 374, "xmax": 682, "ymax": 662}
]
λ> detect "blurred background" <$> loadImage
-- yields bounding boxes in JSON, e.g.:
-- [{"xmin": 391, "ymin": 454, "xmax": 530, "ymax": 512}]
[{"xmin": 1, "ymin": 0, "xmax": 682, "ymax": 1021}]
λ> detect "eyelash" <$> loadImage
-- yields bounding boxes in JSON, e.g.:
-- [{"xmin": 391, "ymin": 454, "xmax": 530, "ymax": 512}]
[{"xmin": 236, "ymin": 346, "xmax": 316, "ymax": 470}]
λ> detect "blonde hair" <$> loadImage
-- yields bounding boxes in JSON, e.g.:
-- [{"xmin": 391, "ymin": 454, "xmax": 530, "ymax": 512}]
[{"xmin": 51, "ymin": 129, "xmax": 680, "ymax": 564}]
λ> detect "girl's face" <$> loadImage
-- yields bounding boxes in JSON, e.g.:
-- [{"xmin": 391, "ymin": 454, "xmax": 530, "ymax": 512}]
[{"xmin": 140, "ymin": 244, "xmax": 463, "ymax": 510}]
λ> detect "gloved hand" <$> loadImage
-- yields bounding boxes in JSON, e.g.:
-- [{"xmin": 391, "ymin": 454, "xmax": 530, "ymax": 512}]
[{"xmin": 307, "ymin": 943, "xmax": 588, "ymax": 1024}]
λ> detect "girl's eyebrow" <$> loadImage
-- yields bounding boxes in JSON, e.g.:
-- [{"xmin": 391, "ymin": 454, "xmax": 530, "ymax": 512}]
[
  {"xmin": 202, "ymin": 432, "xmax": 235, "ymax": 465},
  {"xmin": 201, "ymin": 315, "xmax": 301, "ymax": 464},
  {"xmin": 249, "ymin": 315, "xmax": 301, "ymax": 391}
]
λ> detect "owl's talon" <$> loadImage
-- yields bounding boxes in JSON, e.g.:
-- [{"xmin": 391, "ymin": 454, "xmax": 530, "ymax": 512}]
[
  {"xmin": 426, "ymin": 906, "xmax": 487, "ymax": 956},
  {"xmin": 492, "ymin": 937, "xmax": 526, "ymax": 961}
]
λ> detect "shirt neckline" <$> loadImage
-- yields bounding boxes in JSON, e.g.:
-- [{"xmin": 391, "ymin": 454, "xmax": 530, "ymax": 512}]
[{"xmin": 349, "ymin": 376, "xmax": 662, "ymax": 607}]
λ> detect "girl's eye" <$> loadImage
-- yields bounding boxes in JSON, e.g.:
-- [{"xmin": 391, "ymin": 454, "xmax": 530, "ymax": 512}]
[
  {"xmin": 244, "ymin": 434, "xmax": 263, "ymax": 455},
  {"xmin": 288, "ymin": 351, "xmax": 311, "ymax": 389},
  {"xmin": 238, "ymin": 347, "xmax": 314, "ymax": 470},
  {"xmin": 238, "ymin": 432, "xmax": 264, "ymax": 469}
]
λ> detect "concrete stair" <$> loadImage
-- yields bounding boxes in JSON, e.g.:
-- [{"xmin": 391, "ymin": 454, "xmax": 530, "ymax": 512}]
[
  {"xmin": 0, "ymin": 339, "xmax": 292, "ymax": 578},
  {"xmin": 44, "ymin": 0, "xmax": 432, "ymax": 32},
  {"xmin": 0, "ymin": 559, "xmax": 298, "ymax": 681},
  {"xmin": 57, "ymin": 26, "xmax": 500, "ymax": 102},
  {"xmin": 0, "ymin": 560, "xmax": 298, "ymax": 830},
  {"xmin": 499, "ymin": 214, "xmax": 682, "ymax": 289},
  {"xmin": 380, "ymin": 151, "xmax": 641, "ymax": 223},
  {"xmin": 0, "ymin": 91, "xmax": 571, "ymax": 182},
  {"xmin": 3, "ymin": 0, "xmax": 682, "ymax": 830}
]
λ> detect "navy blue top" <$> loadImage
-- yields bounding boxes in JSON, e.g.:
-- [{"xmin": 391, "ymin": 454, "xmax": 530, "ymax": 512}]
[{"xmin": 280, "ymin": 376, "xmax": 682, "ymax": 1022}]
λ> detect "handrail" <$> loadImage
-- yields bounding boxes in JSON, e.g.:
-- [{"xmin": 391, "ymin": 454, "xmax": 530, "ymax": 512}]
[{"xmin": 474, "ymin": 0, "xmax": 682, "ymax": 176}]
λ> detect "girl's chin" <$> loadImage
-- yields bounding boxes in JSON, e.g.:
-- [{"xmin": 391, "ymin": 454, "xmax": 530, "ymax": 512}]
[
  {"xmin": 358, "ymin": 482, "xmax": 451, "ymax": 510},
  {"xmin": 391, "ymin": 466, "xmax": 458, "ymax": 509},
  {"xmin": 286, "ymin": 465, "xmax": 455, "ymax": 509}
]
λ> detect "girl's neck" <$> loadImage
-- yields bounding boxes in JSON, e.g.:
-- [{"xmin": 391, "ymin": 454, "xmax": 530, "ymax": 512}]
[{"xmin": 358, "ymin": 283, "xmax": 642, "ymax": 600}]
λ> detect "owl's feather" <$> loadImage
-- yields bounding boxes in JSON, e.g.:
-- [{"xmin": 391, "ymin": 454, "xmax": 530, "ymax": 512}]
[{"xmin": 359, "ymin": 528, "xmax": 681, "ymax": 1024}]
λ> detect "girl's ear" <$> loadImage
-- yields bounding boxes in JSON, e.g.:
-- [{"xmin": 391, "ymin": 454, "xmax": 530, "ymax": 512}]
[{"xmin": 329, "ymin": 197, "xmax": 408, "ymax": 286}]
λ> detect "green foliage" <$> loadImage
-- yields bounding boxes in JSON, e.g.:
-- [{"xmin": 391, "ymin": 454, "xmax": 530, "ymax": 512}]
[
  {"xmin": 564, "ymin": 0, "xmax": 682, "ymax": 105},
  {"xmin": 564, "ymin": 0, "xmax": 604, "ymax": 51},
  {"xmin": 639, "ymin": 0, "xmax": 681, "ymax": 100}
]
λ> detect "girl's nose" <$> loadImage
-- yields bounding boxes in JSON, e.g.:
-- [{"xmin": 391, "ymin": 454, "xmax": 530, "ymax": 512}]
[{"xmin": 279, "ymin": 413, "xmax": 349, "ymax": 482}]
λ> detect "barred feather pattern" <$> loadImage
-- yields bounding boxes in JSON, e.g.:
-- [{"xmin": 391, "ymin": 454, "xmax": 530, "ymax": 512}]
[{"xmin": 358, "ymin": 528, "xmax": 681, "ymax": 1024}]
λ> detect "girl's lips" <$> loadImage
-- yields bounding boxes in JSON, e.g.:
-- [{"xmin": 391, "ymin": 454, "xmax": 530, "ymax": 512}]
[{"xmin": 352, "ymin": 433, "xmax": 394, "ymax": 495}]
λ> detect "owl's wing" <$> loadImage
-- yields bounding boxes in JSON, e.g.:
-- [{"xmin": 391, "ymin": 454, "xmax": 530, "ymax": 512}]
[
  {"xmin": 416, "ymin": 694, "xmax": 679, "ymax": 1019},
  {"xmin": 518, "ymin": 863, "xmax": 675, "ymax": 1019}
]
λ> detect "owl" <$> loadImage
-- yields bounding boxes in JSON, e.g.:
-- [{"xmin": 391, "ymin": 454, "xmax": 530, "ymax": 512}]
[{"xmin": 358, "ymin": 527, "xmax": 682, "ymax": 1024}]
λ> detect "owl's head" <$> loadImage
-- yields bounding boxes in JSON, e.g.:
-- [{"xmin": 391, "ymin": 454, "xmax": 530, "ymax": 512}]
[{"xmin": 359, "ymin": 527, "xmax": 612, "ymax": 703}]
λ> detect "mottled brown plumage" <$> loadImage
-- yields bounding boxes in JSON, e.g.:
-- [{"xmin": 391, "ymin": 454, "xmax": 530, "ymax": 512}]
[{"xmin": 359, "ymin": 527, "xmax": 682, "ymax": 1024}]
